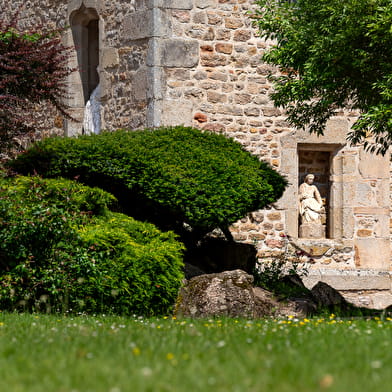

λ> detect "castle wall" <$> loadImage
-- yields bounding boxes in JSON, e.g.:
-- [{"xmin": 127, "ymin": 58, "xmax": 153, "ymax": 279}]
[
  {"xmin": 155, "ymin": 0, "xmax": 391, "ymax": 276},
  {"xmin": 1, "ymin": 0, "xmax": 391, "ymax": 307}
]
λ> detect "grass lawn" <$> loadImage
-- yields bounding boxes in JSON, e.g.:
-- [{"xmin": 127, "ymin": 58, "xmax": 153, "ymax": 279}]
[{"xmin": 0, "ymin": 312, "xmax": 391, "ymax": 392}]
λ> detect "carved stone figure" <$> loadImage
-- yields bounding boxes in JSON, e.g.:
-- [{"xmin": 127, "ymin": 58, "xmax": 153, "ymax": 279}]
[
  {"xmin": 299, "ymin": 174, "xmax": 324, "ymax": 224},
  {"xmin": 83, "ymin": 83, "xmax": 101, "ymax": 135}
]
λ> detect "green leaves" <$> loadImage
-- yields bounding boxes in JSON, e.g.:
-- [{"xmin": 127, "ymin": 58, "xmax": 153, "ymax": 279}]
[
  {"xmin": 10, "ymin": 127, "xmax": 287, "ymax": 236},
  {"xmin": 254, "ymin": 0, "xmax": 392, "ymax": 154},
  {"xmin": 0, "ymin": 176, "xmax": 184, "ymax": 315}
]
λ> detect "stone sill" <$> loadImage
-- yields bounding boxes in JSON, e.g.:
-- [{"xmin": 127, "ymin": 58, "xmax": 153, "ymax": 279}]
[
  {"xmin": 289, "ymin": 238, "xmax": 353, "ymax": 257},
  {"xmin": 303, "ymin": 269, "xmax": 392, "ymax": 291}
]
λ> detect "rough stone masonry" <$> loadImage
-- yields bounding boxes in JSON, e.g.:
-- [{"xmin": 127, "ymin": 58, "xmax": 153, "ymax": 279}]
[{"xmin": 1, "ymin": 0, "xmax": 391, "ymax": 308}]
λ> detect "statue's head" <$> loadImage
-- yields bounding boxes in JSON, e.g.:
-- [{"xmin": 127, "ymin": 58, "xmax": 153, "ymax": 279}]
[{"xmin": 305, "ymin": 174, "xmax": 314, "ymax": 184}]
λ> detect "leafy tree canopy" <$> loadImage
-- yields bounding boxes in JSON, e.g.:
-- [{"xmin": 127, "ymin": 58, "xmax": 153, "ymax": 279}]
[
  {"xmin": 9, "ymin": 127, "xmax": 287, "ymax": 243},
  {"xmin": 253, "ymin": 0, "xmax": 392, "ymax": 154}
]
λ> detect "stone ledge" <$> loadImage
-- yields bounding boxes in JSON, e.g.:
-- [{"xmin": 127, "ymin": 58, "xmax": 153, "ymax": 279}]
[
  {"xmin": 341, "ymin": 291, "xmax": 392, "ymax": 310},
  {"xmin": 289, "ymin": 238, "xmax": 353, "ymax": 257},
  {"xmin": 303, "ymin": 269, "xmax": 392, "ymax": 291}
]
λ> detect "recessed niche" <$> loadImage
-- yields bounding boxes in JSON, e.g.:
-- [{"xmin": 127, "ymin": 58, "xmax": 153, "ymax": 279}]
[
  {"xmin": 70, "ymin": 6, "xmax": 100, "ymax": 104},
  {"xmin": 298, "ymin": 147, "xmax": 331, "ymax": 239}
]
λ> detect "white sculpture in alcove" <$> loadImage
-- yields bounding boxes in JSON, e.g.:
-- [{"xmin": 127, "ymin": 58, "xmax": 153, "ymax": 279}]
[
  {"xmin": 298, "ymin": 174, "xmax": 325, "ymax": 224},
  {"xmin": 83, "ymin": 83, "xmax": 101, "ymax": 135}
]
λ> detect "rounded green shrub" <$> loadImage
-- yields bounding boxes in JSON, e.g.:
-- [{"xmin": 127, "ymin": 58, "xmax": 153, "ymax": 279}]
[
  {"xmin": 0, "ymin": 176, "xmax": 184, "ymax": 315},
  {"xmin": 9, "ymin": 126, "xmax": 287, "ymax": 237}
]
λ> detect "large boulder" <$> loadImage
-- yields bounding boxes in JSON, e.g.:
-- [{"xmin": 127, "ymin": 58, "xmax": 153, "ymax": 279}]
[
  {"xmin": 175, "ymin": 269, "xmax": 313, "ymax": 318},
  {"xmin": 175, "ymin": 270, "xmax": 256, "ymax": 318}
]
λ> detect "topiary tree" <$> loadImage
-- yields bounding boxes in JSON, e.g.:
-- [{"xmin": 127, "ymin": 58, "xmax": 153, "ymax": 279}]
[
  {"xmin": 9, "ymin": 126, "xmax": 287, "ymax": 247},
  {"xmin": 0, "ymin": 176, "xmax": 184, "ymax": 315}
]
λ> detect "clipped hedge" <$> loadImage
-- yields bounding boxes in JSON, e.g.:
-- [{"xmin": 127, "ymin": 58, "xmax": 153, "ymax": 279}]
[
  {"xmin": 0, "ymin": 176, "xmax": 184, "ymax": 315},
  {"xmin": 9, "ymin": 126, "xmax": 287, "ymax": 236}
]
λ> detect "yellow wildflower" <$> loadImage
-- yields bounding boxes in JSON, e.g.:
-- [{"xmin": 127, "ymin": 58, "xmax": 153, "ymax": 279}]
[{"xmin": 132, "ymin": 347, "xmax": 141, "ymax": 356}]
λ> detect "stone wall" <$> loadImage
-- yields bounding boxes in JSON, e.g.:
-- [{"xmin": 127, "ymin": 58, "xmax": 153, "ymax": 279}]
[
  {"xmin": 1, "ymin": 0, "xmax": 391, "ymax": 303},
  {"xmin": 155, "ymin": 1, "xmax": 391, "ymax": 279}
]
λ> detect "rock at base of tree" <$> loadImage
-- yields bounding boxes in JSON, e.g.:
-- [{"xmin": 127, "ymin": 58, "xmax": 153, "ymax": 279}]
[
  {"xmin": 175, "ymin": 270, "xmax": 385, "ymax": 319},
  {"xmin": 175, "ymin": 269, "xmax": 256, "ymax": 318},
  {"xmin": 175, "ymin": 269, "xmax": 314, "ymax": 318}
]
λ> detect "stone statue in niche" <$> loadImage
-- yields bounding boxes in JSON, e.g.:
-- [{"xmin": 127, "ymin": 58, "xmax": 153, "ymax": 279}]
[
  {"xmin": 299, "ymin": 174, "xmax": 326, "ymax": 238},
  {"xmin": 83, "ymin": 83, "xmax": 101, "ymax": 135}
]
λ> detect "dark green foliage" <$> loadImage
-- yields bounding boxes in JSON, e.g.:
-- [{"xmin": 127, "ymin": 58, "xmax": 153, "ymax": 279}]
[
  {"xmin": 9, "ymin": 126, "xmax": 287, "ymax": 238},
  {"xmin": 254, "ymin": 0, "xmax": 392, "ymax": 154},
  {"xmin": 253, "ymin": 256, "xmax": 309, "ymax": 300},
  {"xmin": 0, "ymin": 176, "xmax": 184, "ymax": 315}
]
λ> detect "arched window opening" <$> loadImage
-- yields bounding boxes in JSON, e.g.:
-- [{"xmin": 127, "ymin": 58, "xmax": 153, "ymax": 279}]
[{"xmin": 70, "ymin": 6, "xmax": 99, "ymax": 104}]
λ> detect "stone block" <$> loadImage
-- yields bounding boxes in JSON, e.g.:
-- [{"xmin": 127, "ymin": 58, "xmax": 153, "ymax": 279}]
[
  {"xmin": 354, "ymin": 238, "xmax": 391, "ymax": 269},
  {"xmin": 64, "ymin": 108, "xmax": 84, "ymax": 137},
  {"xmin": 132, "ymin": 68, "xmax": 148, "ymax": 102},
  {"xmin": 356, "ymin": 229, "xmax": 373, "ymax": 237},
  {"xmin": 66, "ymin": 82, "xmax": 84, "ymax": 107},
  {"xmin": 342, "ymin": 208, "xmax": 355, "ymax": 238},
  {"xmin": 325, "ymin": 117, "xmax": 349, "ymax": 134},
  {"xmin": 342, "ymin": 182, "xmax": 356, "ymax": 207},
  {"xmin": 342, "ymin": 153, "xmax": 357, "ymax": 174},
  {"xmin": 330, "ymin": 154, "xmax": 343, "ymax": 176},
  {"xmin": 225, "ymin": 17, "xmax": 244, "ymax": 29},
  {"xmin": 329, "ymin": 181, "xmax": 343, "ymax": 208},
  {"xmin": 265, "ymin": 239, "xmax": 284, "ymax": 249},
  {"xmin": 207, "ymin": 91, "xmax": 227, "ymax": 103},
  {"xmin": 376, "ymin": 179, "xmax": 390, "ymax": 208},
  {"xmin": 101, "ymin": 48, "xmax": 119, "ymax": 69},
  {"xmin": 161, "ymin": 39, "xmax": 199, "ymax": 68},
  {"xmin": 123, "ymin": 9, "xmax": 169, "ymax": 40},
  {"xmin": 234, "ymin": 30, "xmax": 252, "ymax": 42},
  {"xmin": 194, "ymin": 112, "xmax": 207, "ymax": 123},
  {"xmin": 262, "ymin": 107, "xmax": 282, "ymax": 117},
  {"xmin": 195, "ymin": 0, "xmax": 215, "ymax": 8},
  {"xmin": 201, "ymin": 53, "xmax": 228, "ymax": 67},
  {"xmin": 374, "ymin": 214, "xmax": 390, "ymax": 238},
  {"xmin": 341, "ymin": 292, "xmax": 392, "ymax": 310},
  {"xmin": 159, "ymin": 0, "xmax": 193, "ymax": 9},
  {"xmin": 292, "ymin": 240, "xmax": 333, "ymax": 257},
  {"xmin": 99, "ymin": 72, "xmax": 112, "ymax": 100},
  {"xmin": 161, "ymin": 99, "xmax": 193, "ymax": 127},
  {"xmin": 172, "ymin": 10, "xmax": 191, "ymax": 22},
  {"xmin": 294, "ymin": 127, "xmax": 347, "ymax": 145},
  {"xmin": 285, "ymin": 209, "xmax": 299, "ymax": 238},
  {"xmin": 358, "ymin": 149, "xmax": 390, "ymax": 179},
  {"xmin": 215, "ymin": 43, "xmax": 233, "ymax": 54},
  {"xmin": 299, "ymin": 223, "xmax": 326, "ymax": 239},
  {"xmin": 303, "ymin": 270, "xmax": 392, "ymax": 291},
  {"xmin": 267, "ymin": 212, "xmax": 281, "ymax": 221},
  {"xmin": 355, "ymin": 182, "xmax": 375, "ymax": 206}
]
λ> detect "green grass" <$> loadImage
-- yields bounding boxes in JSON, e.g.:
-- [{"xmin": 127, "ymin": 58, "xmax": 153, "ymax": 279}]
[{"xmin": 0, "ymin": 313, "xmax": 391, "ymax": 392}]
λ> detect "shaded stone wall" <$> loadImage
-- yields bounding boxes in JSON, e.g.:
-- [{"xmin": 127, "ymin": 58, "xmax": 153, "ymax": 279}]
[
  {"xmin": 156, "ymin": 0, "xmax": 391, "ymax": 277},
  {"xmin": 1, "ymin": 0, "xmax": 149, "ymax": 135},
  {"xmin": 1, "ymin": 0, "xmax": 391, "ymax": 284}
]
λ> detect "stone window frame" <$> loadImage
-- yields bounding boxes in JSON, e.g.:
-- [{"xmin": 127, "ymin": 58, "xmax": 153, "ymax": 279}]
[
  {"xmin": 64, "ymin": 0, "xmax": 104, "ymax": 136},
  {"xmin": 70, "ymin": 6, "xmax": 100, "ymax": 104},
  {"xmin": 277, "ymin": 125, "xmax": 349, "ymax": 242},
  {"xmin": 297, "ymin": 143, "xmax": 342, "ymax": 240}
]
